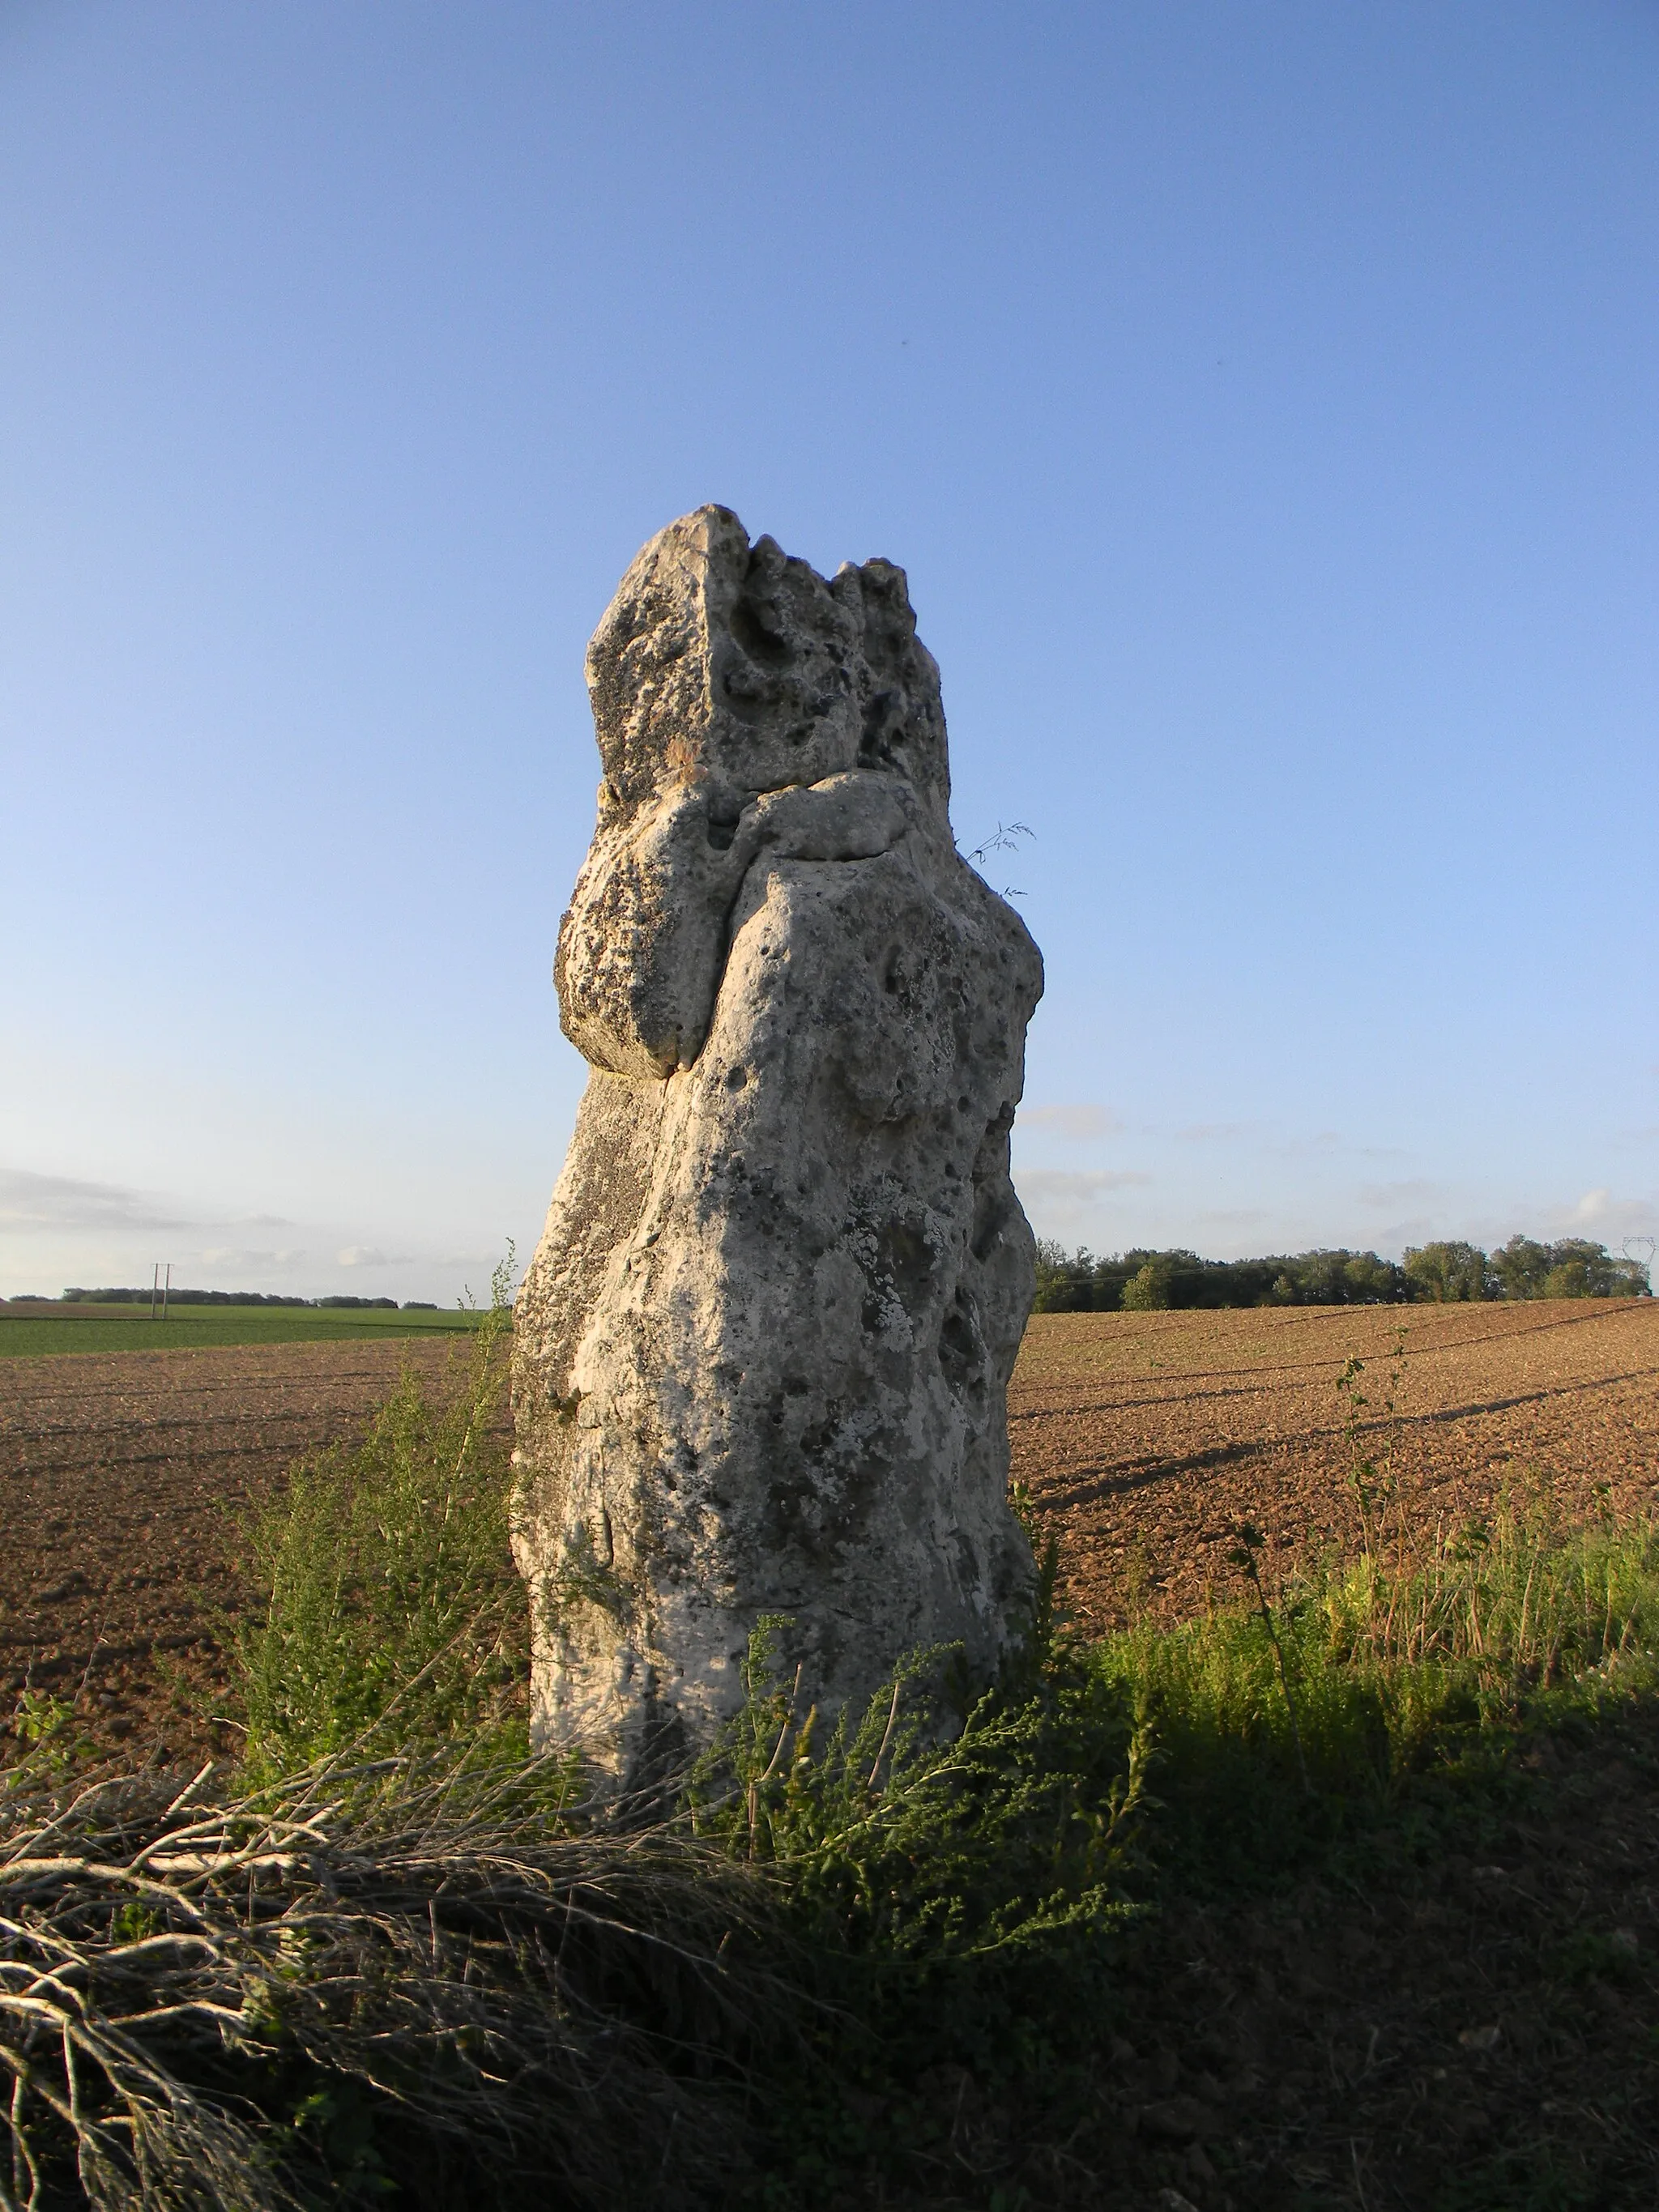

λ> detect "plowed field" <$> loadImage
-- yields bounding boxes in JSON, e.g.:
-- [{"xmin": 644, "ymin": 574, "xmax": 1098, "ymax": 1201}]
[
  {"xmin": 1010, "ymin": 1297, "xmax": 1659, "ymax": 1630},
  {"xmin": 0, "ymin": 1336, "xmax": 505, "ymax": 1764},
  {"xmin": 1, "ymin": 1301, "xmax": 1654, "ymax": 1762}
]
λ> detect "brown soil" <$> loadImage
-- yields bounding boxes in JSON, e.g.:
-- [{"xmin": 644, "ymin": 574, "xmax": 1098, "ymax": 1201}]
[
  {"xmin": 1010, "ymin": 1298, "xmax": 1659, "ymax": 1631},
  {"xmin": 0, "ymin": 1336, "xmax": 502, "ymax": 1766}
]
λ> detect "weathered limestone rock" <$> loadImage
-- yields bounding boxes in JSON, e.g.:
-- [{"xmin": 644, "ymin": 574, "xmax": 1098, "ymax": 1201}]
[{"xmin": 511, "ymin": 507, "xmax": 1043, "ymax": 1778}]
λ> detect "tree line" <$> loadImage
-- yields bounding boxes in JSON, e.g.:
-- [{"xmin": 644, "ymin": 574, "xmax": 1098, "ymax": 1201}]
[
  {"xmin": 29, "ymin": 1289, "xmax": 438, "ymax": 1311},
  {"xmin": 1032, "ymin": 1236, "xmax": 1652, "ymax": 1314}
]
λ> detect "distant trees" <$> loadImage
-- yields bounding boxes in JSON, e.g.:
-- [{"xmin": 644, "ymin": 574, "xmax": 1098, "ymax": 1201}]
[
  {"xmin": 58, "ymin": 1288, "xmax": 316, "ymax": 1307},
  {"xmin": 1489, "ymin": 1235, "xmax": 1651, "ymax": 1300},
  {"xmin": 1031, "ymin": 1243, "xmax": 1412, "ymax": 1314},
  {"xmin": 1400, "ymin": 1242, "xmax": 1491, "ymax": 1303},
  {"xmin": 1120, "ymin": 1260, "xmax": 1170, "ymax": 1311},
  {"xmin": 52, "ymin": 1289, "xmax": 410, "ymax": 1310},
  {"xmin": 1031, "ymin": 1234, "xmax": 1651, "ymax": 1314}
]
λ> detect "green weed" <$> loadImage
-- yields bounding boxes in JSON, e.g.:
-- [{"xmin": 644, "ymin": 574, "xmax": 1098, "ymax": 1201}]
[
  {"xmin": 2, "ymin": 1689, "xmax": 92, "ymax": 1790},
  {"xmin": 236, "ymin": 1251, "xmax": 527, "ymax": 1777}
]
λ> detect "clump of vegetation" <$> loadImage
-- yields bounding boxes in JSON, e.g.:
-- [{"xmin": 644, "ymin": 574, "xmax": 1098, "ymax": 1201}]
[
  {"xmin": 1486, "ymin": 1231, "xmax": 1653, "ymax": 1300},
  {"xmin": 1118, "ymin": 1259, "xmax": 1169, "ymax": 1311},
  {"xmin": 686, "ymin": 1605, "xmax": 1148, "ymax": 2087},
  {"xmin": 236, "ymin": 1253, "xmax": 527, "ymax": 1777}
]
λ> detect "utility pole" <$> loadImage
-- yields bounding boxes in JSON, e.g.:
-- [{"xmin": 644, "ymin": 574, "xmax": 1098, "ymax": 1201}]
[
  {"xmin": 162, "ymin": 1264, "xmax": 171, "ymax": 1321},
  {"xmin": 150, "ymin": 1264, "xmax": 160, "ymax": 1320}
]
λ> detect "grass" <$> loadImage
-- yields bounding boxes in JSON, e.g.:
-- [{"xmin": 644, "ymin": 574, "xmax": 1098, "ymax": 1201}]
[
  {"xmin": 0, "ymin": 1305, "xmax": 493, "ymax": 1359},
  {"xmin": 1092, "ymin": 1499, "xmax": 1659, "ymax": 1894},
  {"xmin": 5, "ymin": 1327, "xmax": 1658, "ymax": 2208}
]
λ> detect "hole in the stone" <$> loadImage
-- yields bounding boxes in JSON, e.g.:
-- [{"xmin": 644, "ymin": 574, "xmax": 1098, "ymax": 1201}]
[
  {"xmin": 940, "ymin": 1298, "xmax": 983, "ymax": 1387},
  {"xmin": 731, "ymin": 595, "xmax": 793, "ymax": 668},
  {"xmin": 876, "ymin": 1220, "xmax": 933, "ymax": 1306},
  {"xmin": 859, "ymin": 688, "xmax": 898, "ymax": 765}
]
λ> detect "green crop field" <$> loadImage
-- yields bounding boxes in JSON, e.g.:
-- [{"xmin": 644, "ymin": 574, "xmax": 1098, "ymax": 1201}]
[{"xmin": 0, "ymin": 1302, "xmax": 495, "ymax": 1359}]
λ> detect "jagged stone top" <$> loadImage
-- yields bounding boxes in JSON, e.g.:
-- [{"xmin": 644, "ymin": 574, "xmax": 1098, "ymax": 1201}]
[
  {"xmin": 584, "ymin": 505, "xmax": 952, "ymax": 827},
  {"xmin": 557, "ymin": 508, "xmax": 962, "ymax": 1080}
]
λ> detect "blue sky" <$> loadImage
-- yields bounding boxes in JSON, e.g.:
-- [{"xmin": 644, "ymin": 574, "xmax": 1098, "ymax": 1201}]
[{"xmin": 3, "ymin": 1, "xmax": 1656, "ymax": 1302}]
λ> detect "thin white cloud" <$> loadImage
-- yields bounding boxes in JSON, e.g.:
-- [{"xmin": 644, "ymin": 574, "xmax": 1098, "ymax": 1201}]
[
  {"xmin": 198, "ymin": 1246, "xmax": 309, "ymax": 1268},
  {"xmin": 1017, "ymin": 1103, "xmax": 1125, "ymax": 1140},
  {"xmin": 1550, "ymin": 1189, "xmax": 1659, "ymax": 1240},
  {"xmin": 1170, "ymin": 1122, "xmax": 1346, "ymax": 1158},
  {"xmin": 1367, "ymin": 1215, "xmax": 1441, "ymax": 1253},
  {"xmin": 0, "ymin": 1161, "xmax": 508, "ymax": 1306},
  {"xmin": 1016, "ymin": 1170, "xmax": 1154, "ymax": 1204},
  {"xmin": 1357, "ymin": 1178, "xmax": 1447, "ymax": 1210},
  {"xmin": 0, "ymin": 1166, "xmax": 191, "ymax": 1234}
]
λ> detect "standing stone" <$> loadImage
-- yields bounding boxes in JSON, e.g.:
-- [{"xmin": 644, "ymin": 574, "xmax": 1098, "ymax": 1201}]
[{"xmin": 511, "ymin": 506, "xmax": 1043, "ymax": 1779}]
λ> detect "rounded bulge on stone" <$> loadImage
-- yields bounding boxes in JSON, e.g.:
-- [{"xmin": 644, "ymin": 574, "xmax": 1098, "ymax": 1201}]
[{"xmin": 555, "ymin": 767, "xmax": 916, "ymax": 1080}]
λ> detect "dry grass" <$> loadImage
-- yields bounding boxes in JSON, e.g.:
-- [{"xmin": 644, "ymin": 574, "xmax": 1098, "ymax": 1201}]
[{"xmin": 0, "ymin": 1750, "xmax": 789, "ymax": 2212}]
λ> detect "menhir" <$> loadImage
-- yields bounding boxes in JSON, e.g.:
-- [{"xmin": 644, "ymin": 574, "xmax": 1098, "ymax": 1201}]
[{"xmin": 511, "ymin": 506, "xmax": 1043, "ymax": 1780}]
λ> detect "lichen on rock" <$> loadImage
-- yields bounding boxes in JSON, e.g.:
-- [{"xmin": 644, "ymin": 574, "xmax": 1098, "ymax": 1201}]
[{"xmin": 511, "ymin": 506, "xmax": 1043, "ymax": 1781}]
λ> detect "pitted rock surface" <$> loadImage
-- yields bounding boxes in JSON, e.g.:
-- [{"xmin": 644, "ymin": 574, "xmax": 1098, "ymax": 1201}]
[{"xmin": 511, "ymin": 506, "xmax": 1043, "ymax": 1777}]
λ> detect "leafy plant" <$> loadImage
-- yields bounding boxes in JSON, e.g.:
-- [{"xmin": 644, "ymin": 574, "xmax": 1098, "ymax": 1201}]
[
  {"xmin": 1335, "ymin": 1324, "xmax": 1410, "ymax": 1564},
  {"xmin": 2, "ymin": 1690, "xmax": 91, "ymax": 1791},
  {"xmin": 236, "ymin": 1251, "xmax": 527, "ymax": 1776},
  {"xmin": 684, "ymin": 1613, "xmax": 1149, "ymax": 2197}
]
